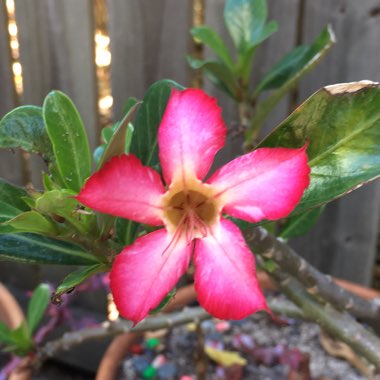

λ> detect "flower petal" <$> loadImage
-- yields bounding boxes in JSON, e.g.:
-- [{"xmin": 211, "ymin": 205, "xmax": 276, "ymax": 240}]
[
  {"xmin": 194, "ymin": 218, "xmax": 268, "ymax": 320},
  {"xmin": 76, "ymin": 154, "xmax": 165, "ymax": 225},
  {"xmin": 158, "ymin": 88, "xmax": 226, "ymax": 186},
  {"xmin": 208, "ymin": 146, "xmax": 310, "ymax": 223},
  {"xmin": 110, "ymin": 229, "xmax": 192, "ymax": 325}
]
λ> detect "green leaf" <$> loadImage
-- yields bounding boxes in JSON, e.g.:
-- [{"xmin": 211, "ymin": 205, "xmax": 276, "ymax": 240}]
[
  {"xmin": 43, "ymin": 91, "xmax": 91, "ymax": 192},
  {"xmin": 131, "ymin": 79, "xmax": 185, "ymax": 168},
  {"xmin": 259, "ymin": 81, "xmax": 380, "ymax": 213},
  {"xmin": 55, "ymin": 263, "xmax": 107, "ymax": 295},
  {"xmin": 280, "ymin": 207, "xmax": 325, "ymax": 239},
  {"xmin": 0, "ymin": 233, "xmax": 100, "ymax": 265},
  {"xmin": 35, "ymin": 189, "xmax": 97, "ymax": 236},
  {"xmin": 121, "ymin": 97, "xmax": 139, "ymax": 120},
  {"xmin": 0, "ymin": 106, "xmax": 54, "ymax": 161},
  {"xmin": 116, "ymin": 218, "xmax": 140, "ymax": 246},
  {"xmin": 5, "ymin": 211, "xmax": 59, "ymax": 235},
  {"xmin": 9, "ymin": 322, "xmax": 32, "ymax": 356},
  {"xmin": 256, "ymin": 26, "xmax": 336, "ymax": 93},
  {"xmin": 27, "ymin": 283, "xmax": 50, "ymax": 335},
  {"xmin": 0, "ymin": 178, "xmax": 29, "ymax": 214},
  {"xmin": 0, "ymin": 179, "xmax": 31, "ymax": 234},
  {"xmin": 0, "ymin": 322, "xmax": 13, "ymax": 345},
  {"xmin": 98, "ymin": 103, "xmax": 139, "ymax": 168},
  {"xmin": 191, "ymin": 25, "xmax": 234, "ymax": 68},
  {"xmin": 224, "ymin": 0, "xmax": 277, "ymax": 53},
  {"xmin": 187, "ymin": 56, "xmax": 239, "ymax": 98},
  {"xmin": 249, "ymin": 26, "xmax": 335, "ymax": 138},
  {"xmin": 150, "ymin": 288, "xmax": 176, "ymax": 314}
]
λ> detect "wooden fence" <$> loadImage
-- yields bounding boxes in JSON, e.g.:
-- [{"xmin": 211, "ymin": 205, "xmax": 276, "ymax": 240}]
[{"xmin": 1, "ymin": 0, "xmax": 380, "ymax": 292}]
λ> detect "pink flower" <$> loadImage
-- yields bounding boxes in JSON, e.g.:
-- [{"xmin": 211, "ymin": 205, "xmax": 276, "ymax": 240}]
[{"xmin": 76, "ymin": 88, "xmax": 310, "ymax": 325}]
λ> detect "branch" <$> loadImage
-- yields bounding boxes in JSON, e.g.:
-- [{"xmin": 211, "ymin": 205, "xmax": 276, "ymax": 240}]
[
  {"xmin": 38, "ymin": 307, "xmax": 210, "ymax": 361},
  {"xmin": 269, "ymin": 266, "xmax": 380, "ymax": 371},
  {"xmin": 37, "ymin": 299, "xmax": 303, "ymax": 363},
  {"xmin": 244, "ymin": 226, "xmax": 380, "ymax": 320}
]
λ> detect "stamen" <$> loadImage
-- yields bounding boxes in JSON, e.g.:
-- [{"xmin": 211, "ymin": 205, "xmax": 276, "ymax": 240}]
[
  {"xmin": 192, "ymin": 212, "xmax": 208, "ymax": 238},
  {"xmin": 162, "ymin": 212, "xmax": 187, "ymax": 256}
]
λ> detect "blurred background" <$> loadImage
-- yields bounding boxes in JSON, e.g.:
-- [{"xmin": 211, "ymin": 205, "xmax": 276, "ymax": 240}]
[{"xmin": 1, "ymin": 0, "xmax": 380, "ymax": 372}]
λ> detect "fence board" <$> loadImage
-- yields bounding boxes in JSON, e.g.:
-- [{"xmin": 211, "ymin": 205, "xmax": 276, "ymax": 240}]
[
  {"xmin": 0, "ymin": 0, "xmax": 24, "ymax": 186},
  {"xmin": 107, "ymin": 0, "xmax": 192, "ymax": 120},
  {"xmin": 46, "ymin": 0, "xmax": 99, "ymax": 150},
  {"xmin": 290, "ymin": 0, "xmax": 380, "ymax": 285}
]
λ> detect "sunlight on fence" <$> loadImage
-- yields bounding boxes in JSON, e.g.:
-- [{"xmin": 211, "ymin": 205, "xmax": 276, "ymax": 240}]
[{"xmin": 6, "ymin": 0, "xmax": 23, "ymax": 96}]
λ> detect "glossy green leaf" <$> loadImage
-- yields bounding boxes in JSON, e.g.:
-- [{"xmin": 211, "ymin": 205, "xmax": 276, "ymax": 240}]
[
  {"xmin": 0, "ymin": 179, "xmax": 31, "ymax": 234},
  {"xmin": 98, "ymin": 103, "xmax": 139, "ymax": 168},
  {"xmin": 27, "ymin": 283, "xmax": 50, "ymax": 335},
  {"xmin": 0, "ymin": 180, "xmax": 29, "ymax": 210},
  {"xmin": 35, "ymin": 189, "xmax": 97, "ymax": 236},
  {"xmin": 55, "ymin": 263, "xmax": 107, "ymax": 295},
  {"xmin": 116, "ymin": 218, "xmax": 139, "ymax": 246},
  {"xmin": 191, "ymin": 25, "xmax": 234, "ymax": 68},
  {"xmin": 224, "ymin": 0, "xmax": 277, "ymax": 53},
  {"xmin": 5, "ymin": 211, "xmax": 58, "ymax": 235},
  {"xmin": 131, "ymin": 79, "xmax": 185, "ymax": 168},
  {"xmin": 0, "ymin": 106, "xmax": 53, "ymax": 161},
  {"xmin": 0, "ymin": 233, "xmax": 100, "ymax": 265},
  {"xmin": 280, "ymin": 207, "xmax": 325, "ymax": 239},
  {"xmin": 187, "ymin": 56, "xmax": 239, "ymax": 98},
  {"xmin": 259, "ymin": 81, "xmax": 380, "ymax": 213},
  {"xmin": 121, "ymin": 97, "xmax": 139, "ymax": 120},
  {"xmin": 0, "ymin": 322, "xmax": 12, "ymax": 345},
  {"xmin": 249, "ymin": 26, "xmax": 335, "ymax": 138},
  {"xmin": 256, "ymin": 26, "xmax": 335, "ymax": 93},
  {"xmin": 9, "ymin": 322, "xmax": 32, "ymax": 356},
  {"xmin": 43, "ymin": 91, "xmax": 91, "ymax": 192}
]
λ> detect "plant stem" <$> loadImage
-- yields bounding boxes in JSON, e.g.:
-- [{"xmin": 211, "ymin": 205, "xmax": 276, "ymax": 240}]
[
  {"xmin": 244, "ymin": 226, "xmax": 380, "ymax": 320},
  {"xmin": 270, "ymin": 267, "xmax": 380, "ymax": 371},
  {"xmin": 36, "ymin": 298, "xmax": 302, "ymax": 364}
]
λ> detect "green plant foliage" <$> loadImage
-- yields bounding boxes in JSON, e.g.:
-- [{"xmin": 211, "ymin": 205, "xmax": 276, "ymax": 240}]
[
  {"xmin": 115, "ymin": 218, "xmax": 140, "ymax": 246},
  {"xmin": 150, "ymin": 288, "xmax": 177, "ymax": 315},
  {"xmin": 26, "ymin": 283, "xmax": 50, "ymax": 335},
  {"xmin": 187, "ymin": 56, "xmax": 239, "ymax": 98},
  {"xmin": 280, "ymin": 207, "xmax": 325, "ymax": 240},
  {"xmin": 190, "ymin": 25, "xmax": 234, "ymax": 68},
  {"xmin": 97, "ymin": 102, "xmax": 139, "ymax": 168},
  {"xmin": 4, "ymin": 211, "xmax": 58, "ymax": 236},
  {"xmin": 0, "ymin": 233, "xmax": 100, "ymax": 265},
  {"xmin": 6, "ymin": 322, "xmax": 32, "ymax": 356},
  {"xmin": 255, "ymin": 26, "xmax": 335, "ymax": 94},
  {"xmin": 0, "ymin": 322, "xmax": 13, "ymax": 345},
  {"xmin": 0, "ymin": 106, "xmax": 54, "ymax": 161},
  {"xmin": 43, "ymin": 91, "xmax": 91, "ymax": 192},
  {"xmin": 0, "ymin": 179, "xmax": 30, "ymax": 233},
  {"xmin": 35, "ymin": 189, "xmax": 97, "ymax": 236},
  {"xmin": 55, "ymin": 263, "xmax": 107, "ymax": 296},
  {"xmin": 248, "ymin": 26, "xmax": 335, "ymax": 137},
  {"xmin": 259, "ymin": 81, "xmax": 380, "ymax": 214},
  {"xmin": 224, "ymin": 0, "xmax": 277, "ymax": 53},
  {"xmin": 131, "ymin": 79, "xmax": 185, "ymax": 169}
]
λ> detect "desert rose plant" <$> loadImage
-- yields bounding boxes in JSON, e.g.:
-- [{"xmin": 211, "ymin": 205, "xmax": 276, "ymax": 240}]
[{"xmin": 1, "ymin": 0, "xmax": 380, "ymax": 376}]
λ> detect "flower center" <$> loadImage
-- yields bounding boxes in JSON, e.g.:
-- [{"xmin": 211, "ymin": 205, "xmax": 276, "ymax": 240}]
[{"xmin": 163, "ymin": 188, "xmax": 219, "ymax": 244}]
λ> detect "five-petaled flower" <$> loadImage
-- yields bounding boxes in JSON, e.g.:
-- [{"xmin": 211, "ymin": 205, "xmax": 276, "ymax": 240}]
[{"xmin": 76, "ymin": 88, "xmax": 310, "ymax": 325}]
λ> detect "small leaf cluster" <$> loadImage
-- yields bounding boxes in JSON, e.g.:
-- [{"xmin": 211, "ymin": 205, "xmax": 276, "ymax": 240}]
[
  {"xmin": 0, "ymin": 284, "xmax": 50, "ymax": 356},
  {"xmin": 188, "ymin": 0, "xmax": 335, "ymax": 139}
]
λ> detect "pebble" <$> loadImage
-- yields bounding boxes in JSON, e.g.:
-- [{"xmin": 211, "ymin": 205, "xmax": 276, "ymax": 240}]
[
  {"xmin": 157, "ymin": 362, "xmax": 178, "ymax": 379},
  {"xmin": 132, "ymin": 356, "xmax": 149, "ymax": 374}
]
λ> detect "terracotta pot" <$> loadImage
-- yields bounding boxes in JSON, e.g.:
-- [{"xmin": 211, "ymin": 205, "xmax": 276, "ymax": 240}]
[
  {"xmin": 95, "ymin": 272, "xmax": 380, "ymax": 380},
  {"xmin": 0, "ymin": 283, "xmax": 32, "ymax": 380}
]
